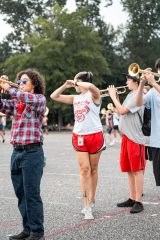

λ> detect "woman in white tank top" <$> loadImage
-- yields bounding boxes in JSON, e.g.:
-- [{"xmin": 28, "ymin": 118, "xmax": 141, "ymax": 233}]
[{"xmin": 50, "ymin": 71, "xmax": 106, "ymax": 220}]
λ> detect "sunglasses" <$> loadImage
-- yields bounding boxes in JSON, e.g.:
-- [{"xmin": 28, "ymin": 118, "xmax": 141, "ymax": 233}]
[{"xmin": 17, "ymin": 79, "xmax": 28, "ymax": 85}]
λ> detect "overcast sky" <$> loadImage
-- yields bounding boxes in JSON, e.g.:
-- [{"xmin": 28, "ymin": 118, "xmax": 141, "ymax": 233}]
[{"xmin": 0, "ymin": 0, "xmax": 128, "ymax": 41}]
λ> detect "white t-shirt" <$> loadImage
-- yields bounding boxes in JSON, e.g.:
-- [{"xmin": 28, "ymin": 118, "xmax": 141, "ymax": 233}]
[
  {"xmin": 73, "ymin": 91, "xmax": 102, "ymax": 135},
  {"xmin": 113, "ymin": 112, "xmax": 120, "ymax": 126}
]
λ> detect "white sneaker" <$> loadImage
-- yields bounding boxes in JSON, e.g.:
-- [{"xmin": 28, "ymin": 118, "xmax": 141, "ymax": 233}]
[
  {"xmin": 109, "ymin": 140, "xmax": 115, "ymax": 146},
  {"xmin": 81, "ymin": 207, "xmax": 87, "ymax": 214},
  {"xmin": 90, "ymin": 201, "xmax": 95, "ymax": 210},
  {"xmin": 84, "ymin": 207, "xmax": 94, "ymax": 220},
  {"xmin": 81, "ymin": 201, "xmax": 95, "ymax": 215}
]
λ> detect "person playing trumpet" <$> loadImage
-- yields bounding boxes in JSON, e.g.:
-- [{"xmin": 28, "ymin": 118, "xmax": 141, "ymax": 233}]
[
  {"xmin": 0, "ymin": 70, "xmax": 46, "ymax": 240},
  {"xmin": 0, "ymin": 112, "xmax": 5, "ymax": 143},
  {"xmin": 50, "ymin": 71, "xmax": 106, "ymax": 220},
  {"xmin": 135, "ymin": 58, "xmax": 160, "ymax": 186},
  {"xmin": 107, "ymin": 73, "xmax": 146, "ymax": 214}
]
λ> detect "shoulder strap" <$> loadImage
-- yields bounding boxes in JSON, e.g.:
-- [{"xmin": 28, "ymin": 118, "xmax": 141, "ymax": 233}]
[{"xmin": 137, "ymin": 112, "xmax": 142, "ymax": 125}]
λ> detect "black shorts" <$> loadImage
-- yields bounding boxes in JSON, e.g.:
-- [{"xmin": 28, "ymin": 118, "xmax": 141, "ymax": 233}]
[
  {"xmin": 107, "ymin": 127, "xmax": 112, "ymax": 134},
  {"xmin": 145, "ymin": 146, "xmax": 153, "ymax": 161},
  {"xmin": 42, "ymin": 125, "xmax": 47, "ymax": 130},
  {"xmin": 113, "ymin": 125, "xmax": 119, "ymax": 130},
  {"xmin": 151, "ymin": 147, "xmax": 160, "ymax": 186}
]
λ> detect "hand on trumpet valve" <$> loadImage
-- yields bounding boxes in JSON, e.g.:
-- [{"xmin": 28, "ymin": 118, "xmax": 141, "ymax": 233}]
[
  {"xmin": 141, "ymin": 68, "xmax": 156, "ymax": 86},
  {"xmin": 0, "ymin": 75, "xmax": 10, "ymax": 92},
  {"xmin": 107, "ymin": 85, "xmax": 117, "ymax": 98},
  {"xmin": 0, "ymin": 74, "xmax": 9, "ymax": 81},
  {"xmin": 0, "ymin": 82, "xmax": 10, "ymax": 92}
]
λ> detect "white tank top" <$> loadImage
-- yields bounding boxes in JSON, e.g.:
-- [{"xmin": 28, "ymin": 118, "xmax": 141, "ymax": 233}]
[{"xmin": 73, "ymin": 91, "xmax": 103, "ymax": 135}]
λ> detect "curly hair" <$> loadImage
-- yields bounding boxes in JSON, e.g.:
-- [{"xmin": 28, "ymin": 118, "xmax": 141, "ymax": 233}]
[{"xmin": 15, "ymin": 69, "xmax": 45, "ymax": 95}]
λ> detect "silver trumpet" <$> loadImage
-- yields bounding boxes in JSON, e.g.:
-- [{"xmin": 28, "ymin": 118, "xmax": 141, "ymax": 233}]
[{"xmin": 100, "ymin": 86, "xmax": 127, "ymax": 98}]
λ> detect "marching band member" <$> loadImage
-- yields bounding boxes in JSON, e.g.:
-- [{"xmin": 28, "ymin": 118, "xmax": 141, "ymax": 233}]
[
  {"xmin": 50, "ymin": 71, "xmax": 106, "ymax": 220},
  {"xmin": 135, "ymin": 58, "xmax": 160, "ymax": 186},
  {"xmin": 101, "ymin": 108, "xmax": 114, "ymax": 145},
  {"xmin": 0, "ymin": 70, "xmax": 46, "ymax": 240},
  {"xmin": 111, "ymin": 106, "xmax": 121, "ymax": 143},
  {"xmin": 108, "ymin": 73, "xmax": 146, "ymax": 214},
  {"xmin": 0, "ymin": 112, "xmax": 5, "ymax": 143}
]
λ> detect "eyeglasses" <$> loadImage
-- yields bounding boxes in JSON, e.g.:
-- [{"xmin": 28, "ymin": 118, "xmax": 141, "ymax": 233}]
[{"xmin": 17, "ymin": 79, "xmax": 28, "ymax": 85}]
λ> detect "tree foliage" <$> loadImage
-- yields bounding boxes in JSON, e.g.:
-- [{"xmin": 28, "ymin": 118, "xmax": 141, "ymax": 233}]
[
  {"xmin": 1, "ymin": 4, "xmax": 111, "ymax": 125},
  {"xmin": 120, "ymin": 0, "xmax": 160, "ymax": 68},
  {"xmin": 1, "ymin": 0, "xmax": 160, "ymax": 126}
]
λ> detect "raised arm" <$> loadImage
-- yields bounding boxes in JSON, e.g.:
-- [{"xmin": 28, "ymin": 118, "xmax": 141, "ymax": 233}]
[
  {"xmin": 0, "ymin": 81, "xmax": 14, "ymax": 115},
  {"xmin": 74, "ymin": 81, "xmax": 101, "ymax": 104},
  {"xmin": 144, "ymin": 70, "xmax": 160, "ymax": 93},
  {"xmin": 50, "ymin": 80, "xmax": 75, "ymax": 105},
  {"xmin": 135, "ymin": 79, "xmax": 146, "ymax": 106},
  {"xmin": 107, "ymin": 86, "xmax": 129, "ymax": 115}
]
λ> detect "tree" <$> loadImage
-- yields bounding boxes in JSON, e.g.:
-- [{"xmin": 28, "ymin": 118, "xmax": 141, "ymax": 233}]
[
  {"xmin": 2, "ymin": 5, "xmax": 110, "ymax": 127},
  {"xmin": 120, "ymin": 0, "xmax": 160, "ymax": 69},
  {"xmin": 0, "ymin": 0, "xmax": 67, "ymax": 56}
]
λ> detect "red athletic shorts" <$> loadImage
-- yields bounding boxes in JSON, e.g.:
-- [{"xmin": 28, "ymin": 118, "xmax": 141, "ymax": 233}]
[
  {"xmin": 120, "ymin": 135, "xmax": 146, "ymax": 172},
  {"xmin": 72, "ymin": 131, "xmax": 106, "ymax": 154}
]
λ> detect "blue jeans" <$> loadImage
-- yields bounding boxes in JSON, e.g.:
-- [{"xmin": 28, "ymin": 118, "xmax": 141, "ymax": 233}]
[{"xmin": 11, "ymin": 145, "xmax": 45, "ymax": 236}]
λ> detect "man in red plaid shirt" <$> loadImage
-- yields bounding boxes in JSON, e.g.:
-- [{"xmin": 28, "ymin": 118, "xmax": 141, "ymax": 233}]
[{"xmin": 0, "ymin": 69, "xmax": 46, "ymax": 240}]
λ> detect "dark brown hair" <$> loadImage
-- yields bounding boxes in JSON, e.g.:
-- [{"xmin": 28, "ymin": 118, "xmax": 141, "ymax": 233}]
[
  {"xmin": 15, "ymin": 69, "xmax": 45, "ymax": 94},
  {"xmin": 155, "ymin": 58, "xmax": 160, "ymax": 70},
  {"xmin": 75, "ymin": 71, "xmax": 93, "ymax": 83}
]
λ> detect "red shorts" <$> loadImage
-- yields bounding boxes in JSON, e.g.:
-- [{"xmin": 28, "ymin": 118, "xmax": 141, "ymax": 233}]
[
  {"xmin": 120, "ymin": 135, "xmax": 146, "ymax": 172},
  {"xmin": 72, "ymin": 131, "xmax": 106, "ymax": 154}
]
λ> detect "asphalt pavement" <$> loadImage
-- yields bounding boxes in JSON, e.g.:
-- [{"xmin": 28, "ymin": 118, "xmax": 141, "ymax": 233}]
[{"xmin": 0, "ymin": 131, "xmax": 160, "ymax": 240}]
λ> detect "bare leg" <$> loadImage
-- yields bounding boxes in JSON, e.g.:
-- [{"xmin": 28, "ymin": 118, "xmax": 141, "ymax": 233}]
[
  {"xmin": 113, "ymin": 129, "xmax": 117, "ymax": 139},
  {"xmin": 76, "ymin": 152, "xmax": 92, "ymax": 207},
  {"xmin": 128, "ymin": 172, "xmax": 136, "ymax": 200},
  {"xmin": 89, "ymin": 152, "xmax": 102, "ymax": 203},
  {"xmin": 107, "ymin": 133, "xmax": 112, "ymax": 142},
  {"xmin": 0, "ymin": 131, "xmax": 5, "ymax": 142},
  {"xmin": 133, "ymin": 170, "xmax": 144, "ymax": 202}
]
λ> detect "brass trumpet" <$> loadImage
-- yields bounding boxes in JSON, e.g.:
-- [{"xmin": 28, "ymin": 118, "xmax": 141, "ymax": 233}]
[
  {"xmin": 128, "ymin": 63, "xmax": 160, "ymax": 80},
  {"xmin": 0, "ymin": 77, "xmax": 19, "ymax": 88},
  {"xmin": 100, "ymin": 108, "xmax": 107, "ymax": 115},
  {"xmin": 100, "ymin": 86, "xmax": 127, "ymax": 98}
]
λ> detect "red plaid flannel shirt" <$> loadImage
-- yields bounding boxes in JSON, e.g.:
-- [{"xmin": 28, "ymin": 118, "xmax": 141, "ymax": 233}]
[{"xmin": 0, "ymin": 88, "xmax": 46, "ymax": 145}]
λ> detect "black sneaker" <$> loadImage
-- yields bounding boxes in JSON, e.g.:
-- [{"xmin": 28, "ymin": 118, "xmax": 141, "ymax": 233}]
[
  {"xmin": 117, "ymin": 198, "xmax": 135, "ymax": 207},
  {"xmin": 130, "ymin": 201, "xmax": 144, "ymax": 214},
  {"xmin": 2, "ymin": 139, "xmax": 5, "ymax": 143},
  {"xmin": 9, "ymin": 231, "xmax": 30, "ymax": 240},
  {"xmin": 26, "ymin": 236, "xmax": 45, "ymax": 240}
]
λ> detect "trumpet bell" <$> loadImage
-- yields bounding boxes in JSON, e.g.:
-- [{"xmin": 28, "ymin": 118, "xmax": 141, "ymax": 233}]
[
  {"xmin": 107, "ymin": 103, "xmax": 115, "ymax": 112},
  {"xmin": 107, "ymin": 103, "xmax": 113, "ymax": 110},
  {"xmin": 100, "ymin": 108, "xmax": 106, "ymax": 115},
  {"xmin": 128, "ymin": 62, "xmax": 160, "ymax": 80},
  {"xmin": 128, "ymin": 63, "xmax": 140, "ymax": 76}
]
